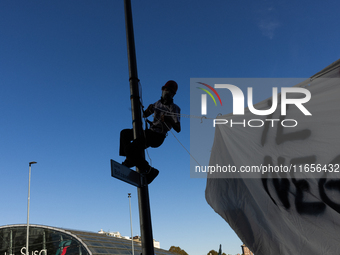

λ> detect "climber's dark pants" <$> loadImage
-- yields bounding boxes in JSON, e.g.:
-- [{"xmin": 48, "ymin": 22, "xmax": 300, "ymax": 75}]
[{"xmin": 119, "ymin": 128, "xmax": 165, "ymax": 168}]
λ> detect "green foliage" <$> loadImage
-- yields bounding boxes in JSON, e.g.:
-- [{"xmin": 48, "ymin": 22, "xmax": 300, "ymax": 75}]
[
  {"xmin": 207, "ymin": 250, "xmax": 218, "ymax": 255},
  {"xmin": 206, "ymin": 250, "xmax": 227, "ymax": 255},
  {"xmin": 169, "ymin": 246, "xmax": 189, "ymax": 255}
]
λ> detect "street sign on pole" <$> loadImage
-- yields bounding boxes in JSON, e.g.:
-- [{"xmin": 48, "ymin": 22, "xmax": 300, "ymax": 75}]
[{"xmin": 111, "ymin": 160, "xmax": 141, "ymax": 188}]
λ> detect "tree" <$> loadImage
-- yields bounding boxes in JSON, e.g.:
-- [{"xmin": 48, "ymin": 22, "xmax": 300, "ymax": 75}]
[
  {"xmin": 207, "ymin": 250, "xmax": 226, "ymax": 255},
  {"xmin": 207, "ymin": 250, "xmax": 218, "ymax": 255},
  {"xmin": 169, "ymin": 246, "xmax": 188, "ymax": 255}
]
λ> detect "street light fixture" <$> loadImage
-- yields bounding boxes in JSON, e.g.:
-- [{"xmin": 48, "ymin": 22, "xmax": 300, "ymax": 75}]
[{"xmin": 27, "ymin": 161, "xmax": 37, "ymax": 255}]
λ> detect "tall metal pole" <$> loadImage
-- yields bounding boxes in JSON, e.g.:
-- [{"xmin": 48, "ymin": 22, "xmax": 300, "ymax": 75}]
[
  {"xmin": 124, "ymin": 1, "xmax": 155, "ymax": 255},
  {"xmin": 128, "ymin": 193, "xmax": 134, "ymax": 255},
  {"xmin": 26, "ymin": 161, "xmax": 37, "ymax": 255}
]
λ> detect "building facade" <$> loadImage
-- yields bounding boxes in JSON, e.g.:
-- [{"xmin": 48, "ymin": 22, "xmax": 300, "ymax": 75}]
[
  {"xmin": 0, "ymin": 225, "xmax": 174, "ymax": 255},
  {"xmin": 241, "ymin": 244, "xmax": 253, "ymax": 255}
]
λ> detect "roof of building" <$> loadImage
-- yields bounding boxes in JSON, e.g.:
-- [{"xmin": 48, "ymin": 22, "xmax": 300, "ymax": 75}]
[{"xmin": 0, "ymin": 224, "xmax": 175, "ymax": 255}]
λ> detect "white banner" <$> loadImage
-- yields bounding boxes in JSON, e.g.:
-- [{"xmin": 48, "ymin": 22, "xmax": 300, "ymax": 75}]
[{"xmin": 206, "ymin": 59, "xmax": 340, "ymax": 255}]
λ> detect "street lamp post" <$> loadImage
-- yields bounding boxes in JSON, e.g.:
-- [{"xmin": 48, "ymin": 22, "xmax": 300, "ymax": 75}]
[
  {"xmin": 128, "ymin": 193, "xmax": 134, "ymax": 255},
  {"xmin": 26, "ymin": 161, "xmax": 37, "ymax": 255}
]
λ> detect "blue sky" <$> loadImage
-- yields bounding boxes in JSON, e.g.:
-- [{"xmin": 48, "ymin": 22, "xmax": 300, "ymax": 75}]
[{"xmin": 1, "ymin": 1, "xmax": 339, "ymax": 255}]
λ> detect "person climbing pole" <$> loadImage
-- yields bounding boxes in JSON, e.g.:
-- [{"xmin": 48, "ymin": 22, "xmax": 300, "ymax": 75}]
[{"xmin": 119, "ymin": 80, "xmax": 181, "ymax": 184}]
